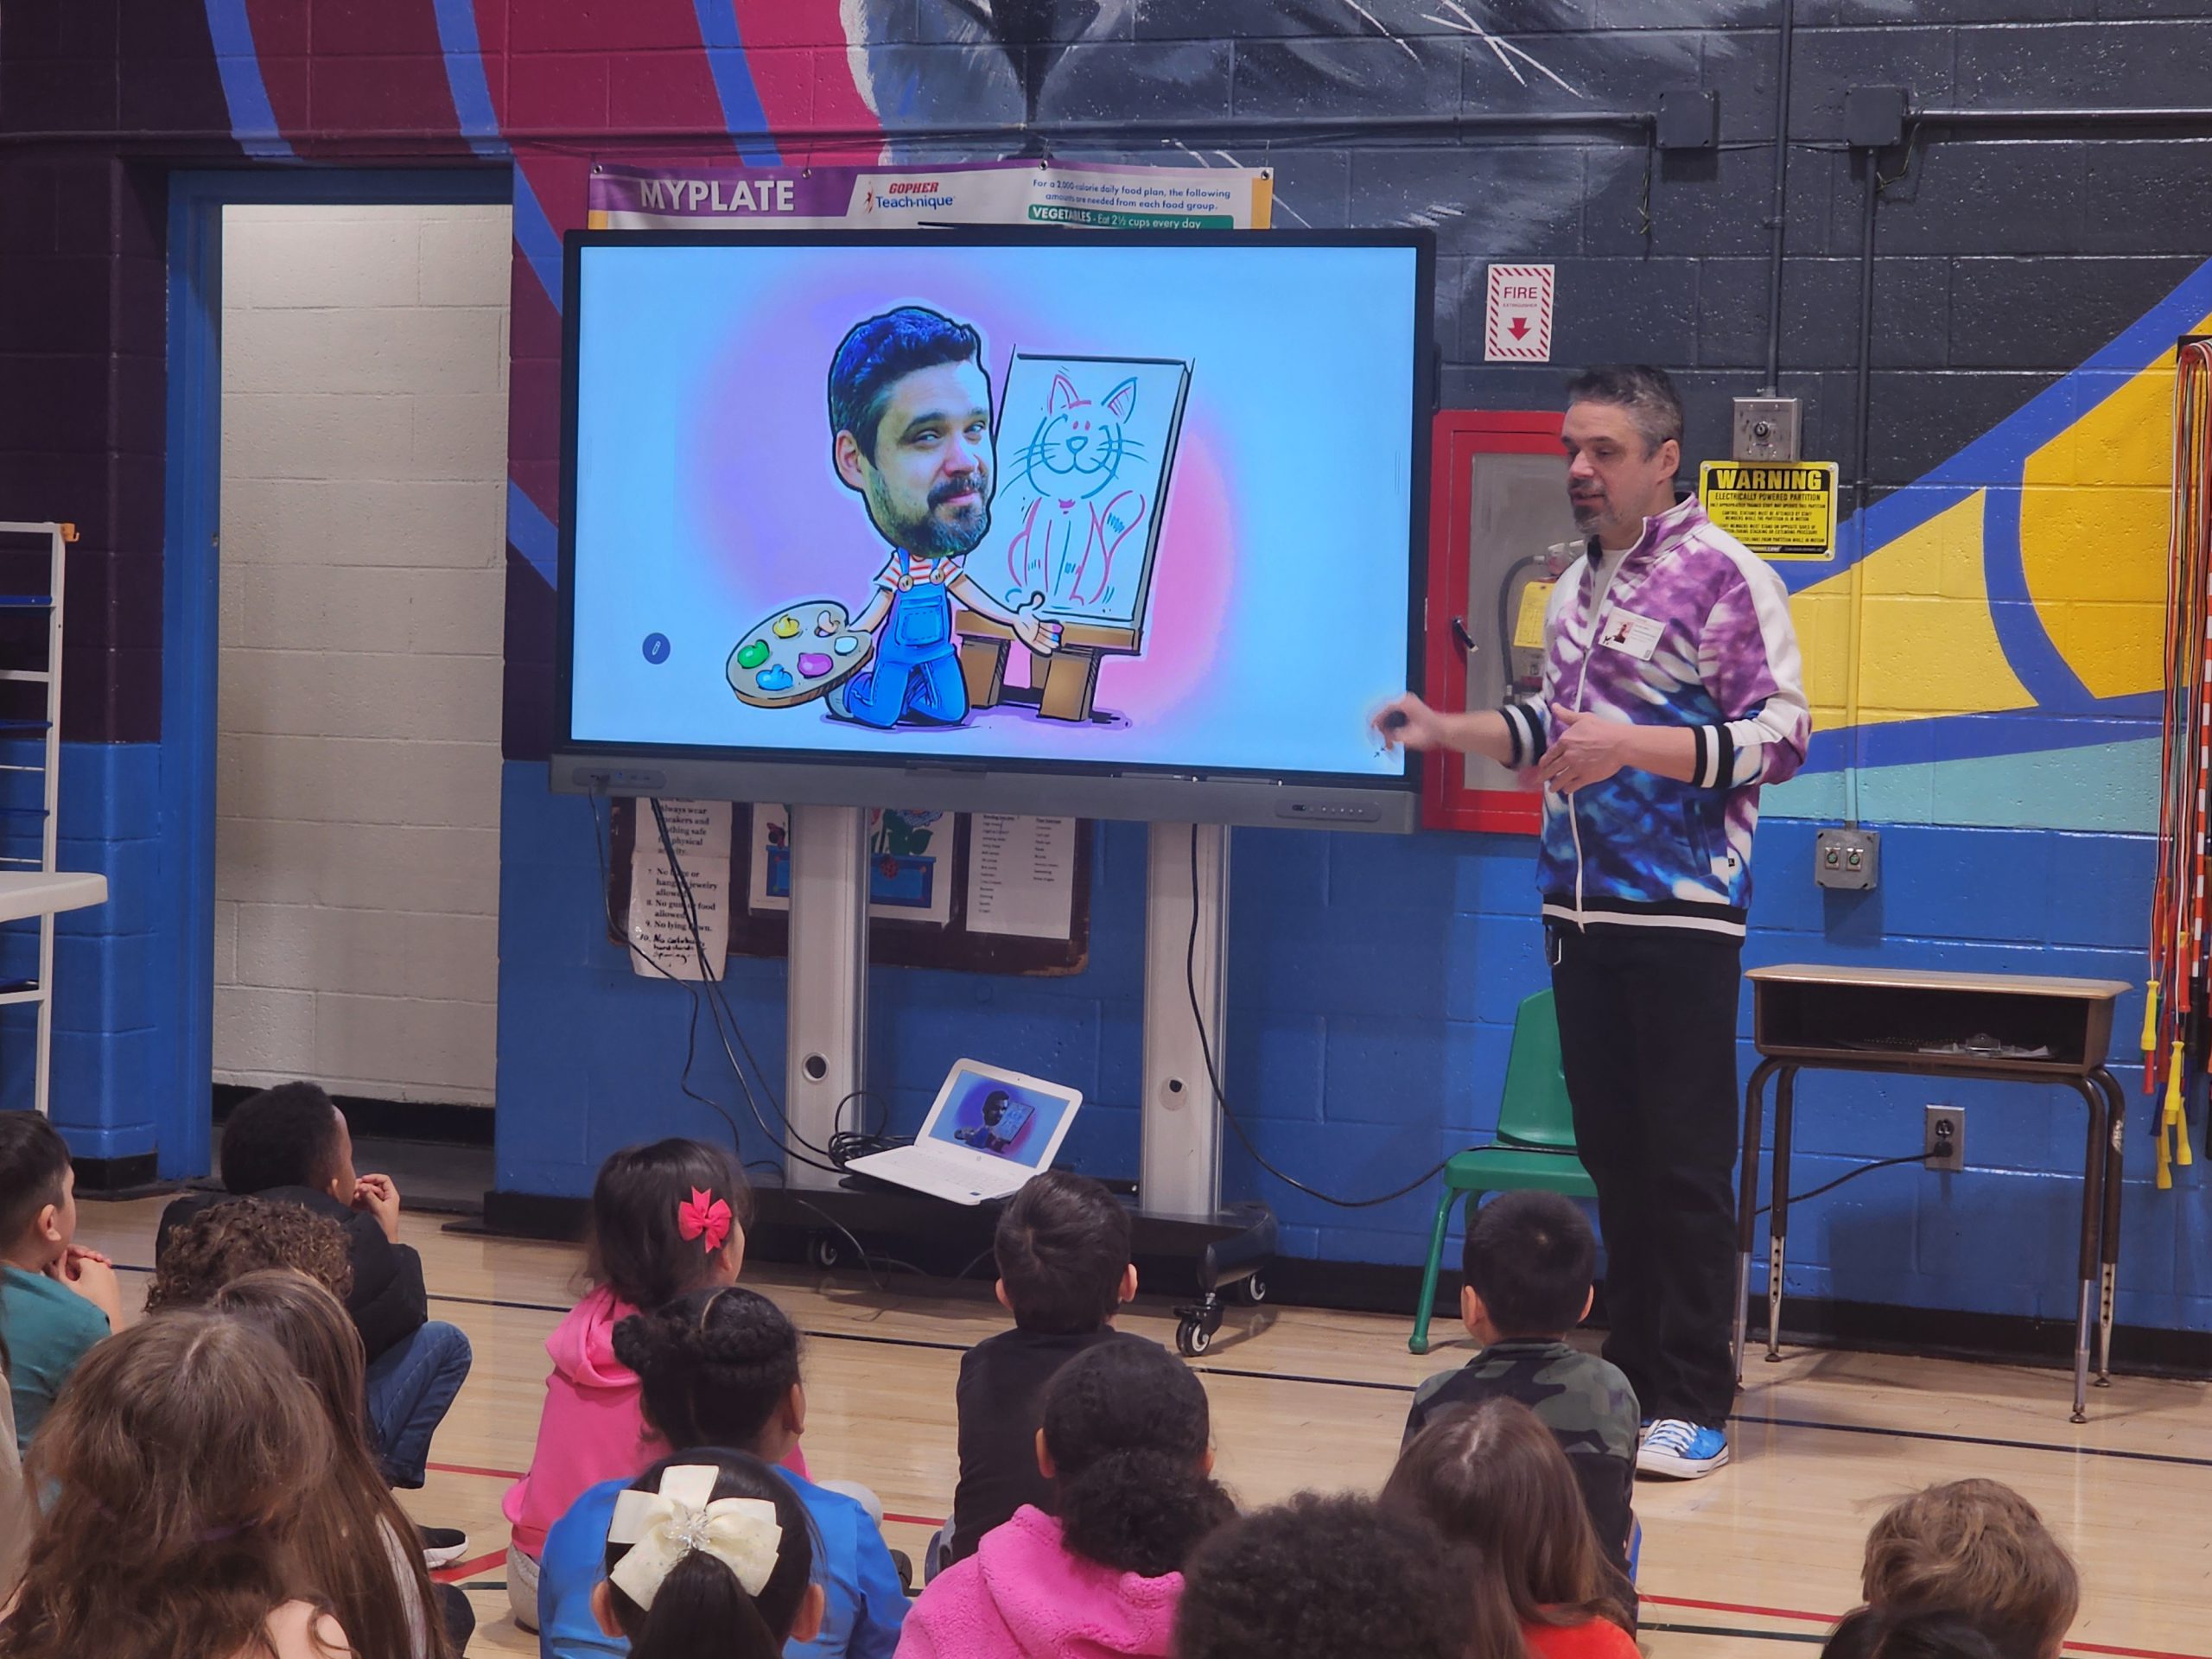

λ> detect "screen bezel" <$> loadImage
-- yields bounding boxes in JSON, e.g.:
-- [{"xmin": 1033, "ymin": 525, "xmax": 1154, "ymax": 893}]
[{"xmin": 551, "ymin": 226, "xmax": 1436, "ymax": 830}]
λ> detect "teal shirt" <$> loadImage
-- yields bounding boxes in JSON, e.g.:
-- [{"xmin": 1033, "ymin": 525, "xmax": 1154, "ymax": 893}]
[{"xmin": 0, "ymin": 1264, "xmax": 111, "ymax": 1450}]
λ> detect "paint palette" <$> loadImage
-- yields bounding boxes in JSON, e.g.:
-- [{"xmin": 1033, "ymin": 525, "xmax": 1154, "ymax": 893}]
[{"xmin": 726, "ymin": 597, "xmax": 875, "ymax": 709}]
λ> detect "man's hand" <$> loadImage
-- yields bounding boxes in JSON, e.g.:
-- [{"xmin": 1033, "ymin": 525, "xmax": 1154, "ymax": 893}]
[
  {"xmin": 54, "ymin": 1249, "xmax": 122, "ymax": 1326},
  {"xmin": 1013, "ymin": 601, "xmax": 1059, "ymax": 656},
  {"xmin": 1372, "ymin": 693, "xmax": 1448, "ymax": 752},
  {"xmin": 353, "ymin": 1173, "xmax": 402, "ymax": 1243},
  {"xmin": 1538, "ymin": 704, "xmax": 1634, "ymax": 794}
]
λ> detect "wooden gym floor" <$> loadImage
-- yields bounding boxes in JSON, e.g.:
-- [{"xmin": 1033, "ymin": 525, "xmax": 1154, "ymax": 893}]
[{"xmin": 75, "ymin": 1198, "xmax": 2212, "ymax": 1658}]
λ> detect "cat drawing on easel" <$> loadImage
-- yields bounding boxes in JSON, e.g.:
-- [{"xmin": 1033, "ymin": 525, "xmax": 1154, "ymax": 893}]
[{"xmin": 1004, "ymin": 369, "xmax": 1150, "ymax": 613}]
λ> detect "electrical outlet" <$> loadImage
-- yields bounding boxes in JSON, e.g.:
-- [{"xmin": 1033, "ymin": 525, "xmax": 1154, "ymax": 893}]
[
  {"xmin": 1924, "ymin": 1106, "xmax": 1966, "ymax": 1173},
  {"xmin": 1815, "ymin": 827, "xmax": 1880, "ymax": 890}
]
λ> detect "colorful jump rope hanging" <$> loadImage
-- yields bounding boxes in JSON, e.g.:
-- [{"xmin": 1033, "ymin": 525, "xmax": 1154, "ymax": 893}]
[{"xmin": 2145, "ymin": 338, "xmax": 2212, "ymax": 1187}]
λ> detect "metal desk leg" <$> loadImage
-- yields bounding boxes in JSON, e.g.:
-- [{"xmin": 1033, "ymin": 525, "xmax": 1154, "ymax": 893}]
[
  {"xmin": 2092, "ymin": 1066, "xmax": 2125, "ymax": 1387},
  {"xmin": 1767, "ymin": 1065, "xmax": 1797, "ymax": 1363},
  {"xmin": 1735, "ymin": 1058, "xmax": 1780, "ymax": 1383},
  {"xmin": 2068, "ymin": 1075, "xmax": 2110, "ymax": 1425}
]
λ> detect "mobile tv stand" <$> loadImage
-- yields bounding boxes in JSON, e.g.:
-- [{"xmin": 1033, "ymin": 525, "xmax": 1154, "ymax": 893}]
[{"xmin": 779, "ymin": 812, "xmax": 1275, "ymax": 1357}]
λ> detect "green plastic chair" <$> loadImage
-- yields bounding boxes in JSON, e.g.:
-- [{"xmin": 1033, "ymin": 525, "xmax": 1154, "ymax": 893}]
[{"xmin": 1409, "ymin": 988, "xmax": 1596, "ymax": 1355}]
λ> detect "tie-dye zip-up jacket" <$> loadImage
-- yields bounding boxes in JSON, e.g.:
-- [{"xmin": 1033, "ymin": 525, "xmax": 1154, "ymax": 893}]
[{"xmin": 1496, "ymin": 494, "xmax": 1809, "ymax": 940}]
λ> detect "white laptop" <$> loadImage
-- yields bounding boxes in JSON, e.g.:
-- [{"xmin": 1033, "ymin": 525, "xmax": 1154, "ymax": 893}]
[{"xmin": 845, "ymin": 1058, "xmax": 1083, "ymax": 1205}]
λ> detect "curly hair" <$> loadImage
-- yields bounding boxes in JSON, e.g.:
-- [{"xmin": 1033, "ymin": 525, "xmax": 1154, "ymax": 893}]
[
  {"xmin": 145, "ymin": 1198, "xmax": 353, "ymax": 1313},
  {"xmin": 1861, "ymin": 1480, "xmax": 2079, "ymax": 1659},
  {"xmin": 1174, "ymin": 1493, "xmax": 1472, "ymax": 1659},
  {"xmin": 616, "ymin": 1286, "xmax": 799, "ymax": 1453},
  {"xmin": 1041, "ymin": 1338, "xmax": 1235, "ymax": 1579},
  {"xmin": 827, "ymin": 305, "xmax": 985, "ymax": 461}
]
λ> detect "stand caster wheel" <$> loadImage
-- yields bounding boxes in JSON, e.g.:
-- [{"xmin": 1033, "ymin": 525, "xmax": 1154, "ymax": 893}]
[
  {"xmin": 1177, "ymin": 1317, "xmax": 1211, "ymax": 1357},
  {"xmin": 1237, "ymin": 1272, "xmax": 1268, "ymax": 1306},
  {"xmin": 808, "ymin": 1233, "xmax": 842, "ymax": 1270}
]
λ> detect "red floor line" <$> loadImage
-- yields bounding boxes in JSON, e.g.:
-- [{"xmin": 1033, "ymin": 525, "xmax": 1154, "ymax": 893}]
[
  {"xmin": 433, "ymin": 1549, "xmax": 507, "ymax": 1585},
  {"xmin": 883, "ymin": 1510, "xmax": 944, "ymax": 1529},
  {"xmin": 1640, "ymin": 1594, "xmax": 1832, "ymax": 1625},
  {"xmin": 427, "ymin": 1459, "xmax": 524, "ymax": 1481}
]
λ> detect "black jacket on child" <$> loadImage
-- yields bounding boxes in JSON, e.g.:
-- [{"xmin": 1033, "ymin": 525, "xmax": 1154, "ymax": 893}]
[
  {"xmin": 155, "ymin": 1186, "xmax": 429, "ymax": 1363},
  {"xmin": 948, "ymin": 1325, "xmax": 1143, "ymax": 1563}
]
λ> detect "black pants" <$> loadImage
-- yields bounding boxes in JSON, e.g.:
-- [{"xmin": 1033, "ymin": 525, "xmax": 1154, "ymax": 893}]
[{"xmin": 1550, "ymin": 922, "xmax": 1741, "ymax": 1428}]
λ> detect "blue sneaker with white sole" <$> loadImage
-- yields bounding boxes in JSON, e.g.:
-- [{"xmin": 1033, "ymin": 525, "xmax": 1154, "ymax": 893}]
[{"xmin": 1637, "ymin": 1418, "xmax": 1728, "ymax": 1478}]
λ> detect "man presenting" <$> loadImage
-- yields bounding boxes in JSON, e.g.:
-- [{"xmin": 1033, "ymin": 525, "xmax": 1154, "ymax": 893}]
[{"xmin": 1379, "ymin": 366, "xmax": 1808, "ymax": 1478}]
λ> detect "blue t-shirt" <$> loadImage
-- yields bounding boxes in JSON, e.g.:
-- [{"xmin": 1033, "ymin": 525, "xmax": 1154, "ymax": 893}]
[
  {"xmin": 538, "ymin": 1465, "xmax": 908, "ymax": 1659},
  {"xmin": 0, "ymin": 1265, "xmax": 111, "ymax": 1451}
]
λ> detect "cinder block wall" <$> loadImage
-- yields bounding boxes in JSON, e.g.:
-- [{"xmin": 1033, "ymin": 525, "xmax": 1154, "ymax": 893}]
[{"xmin": 214, "ymin": 202, "xmax": 511, "ymax": 1106}]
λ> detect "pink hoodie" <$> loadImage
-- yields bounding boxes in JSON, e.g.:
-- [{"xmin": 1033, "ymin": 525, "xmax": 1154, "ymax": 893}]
[
  {"xmin": 501, "ymin": 1286, "xmax": 809, "ymax": 1558},
  {"xmin": 895, "ymin": 1506, "xmax": 1183, "ymax": 1659}
]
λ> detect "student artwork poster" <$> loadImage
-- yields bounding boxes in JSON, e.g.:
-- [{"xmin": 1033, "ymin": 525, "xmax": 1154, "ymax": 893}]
[{"xmin": 566, "ymin": 240, "xmax": 1419, "ymax": 780}]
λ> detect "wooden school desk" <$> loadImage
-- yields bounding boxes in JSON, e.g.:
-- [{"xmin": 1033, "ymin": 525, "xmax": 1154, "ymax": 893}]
[{"xmin": 1733, "ymin": 963, "xmax": 2131, "ymax": 1422}]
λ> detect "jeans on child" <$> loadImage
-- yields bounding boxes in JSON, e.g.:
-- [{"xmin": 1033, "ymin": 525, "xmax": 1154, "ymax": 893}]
[{"xmin": 365, "ymin": 1319, "xmax": 474, "ymax": 1490}]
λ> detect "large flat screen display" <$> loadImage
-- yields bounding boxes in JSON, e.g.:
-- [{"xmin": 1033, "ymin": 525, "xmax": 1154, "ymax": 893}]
[{"xmin": 554, "ymin": 229, "xmax": 1432, "ymax": 830}]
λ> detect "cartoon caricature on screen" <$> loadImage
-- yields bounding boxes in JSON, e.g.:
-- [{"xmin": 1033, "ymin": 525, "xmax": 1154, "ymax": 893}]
[
  {"xmin": 724, "ymin": 310, "xmax": 1193, "ymax": 729},
  {"xmin": 953, "ymin": 1089, "xmax": 1033, "ymax": 1156},
  {"xmin": 727, "ymin": 306, "xmax": 1058, "ymax": 725}
]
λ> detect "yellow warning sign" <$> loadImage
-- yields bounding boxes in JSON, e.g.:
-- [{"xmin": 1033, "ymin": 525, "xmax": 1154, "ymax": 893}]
[
  {"xmin": 1512, "ymin": 580, "xmax": 1554, "ymax": 651},
  {"xmin": 1698, "ymin": 460, "xmax": 1839, "ymax": 561}
]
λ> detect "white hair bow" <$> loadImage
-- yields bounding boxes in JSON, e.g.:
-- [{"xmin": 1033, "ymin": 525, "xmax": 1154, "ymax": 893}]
[{"xmin": 607, "ymin": 1464, "xmax": 785, "ymax": 1611}]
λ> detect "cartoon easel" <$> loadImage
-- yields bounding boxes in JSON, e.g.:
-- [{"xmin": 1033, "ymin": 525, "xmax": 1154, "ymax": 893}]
[
  {"xmin": 956, "ymin": 352, "xmax": 1190, "ymax": 721},
  {"xmin": 959, "ymin": 605, "xmax": 1129, "ymax": 723}
]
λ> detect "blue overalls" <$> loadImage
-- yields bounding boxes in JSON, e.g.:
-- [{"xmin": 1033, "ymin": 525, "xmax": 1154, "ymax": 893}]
[{"xmin": 843, "ymin": 552, "xmax": 970, "ymax": 728}]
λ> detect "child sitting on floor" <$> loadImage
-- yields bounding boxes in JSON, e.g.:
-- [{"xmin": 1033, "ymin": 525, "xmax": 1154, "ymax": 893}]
[
  {"xmin": 211, "ymin": 1269, "xmax": 470, "ymax": 1659},
  {"xmin": 0, "ymin": 1111, "xmax": 121, "ymax": 1450},
  {"xmin": 537, "ymin": 1286, "xmax": 905, "ymax": 1659},
  {"xmin": 942, "ymin": 1170, "xmax": 1141, "ymax": 1574},
  {"xmin": 899, "ymin": 1337, "xmax": 1236, "ymax": 1658},
  {"xmin": 156, "ymin": 1081, "xmax": 473, "ymax": 1500},
  {"xmin": 587, "ymin": 1452, "xmax": 825, "ymax": 1659},
  {"xmin": 1824, "ymin": 1608, "xmax": 2012, "ymax": 1659},
  {"xmin": 1385, "ymin": 1397, "xmax": 1638, "ymax": 1659},
  {"xmin": 1402, "ymin": 1190, "xmax": 1637, "ymax": 1589},
  {"xmin": 0, "ymin": 1311, "xmax": 349, "ymax": 1659},
  {"xmin": 144, "ymin": 1195, "xmax": 355, "ymax": 1312},
  {"xmin": 505, "ymin": 1140, "xmax": 803, "ymax": 1634},
  {"xmin": 1854, "ymin": 1479, "xmax": 2080, "ymax": 1659},
  {"xmin": 1173, "ymin": 1492, "xmax": 1478, "ymax": 1659}
]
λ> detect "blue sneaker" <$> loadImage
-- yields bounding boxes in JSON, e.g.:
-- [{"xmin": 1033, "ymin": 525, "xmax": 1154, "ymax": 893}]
[{"xmin": 1637, "ymin": 1418, "xmax": 1728, "ymax": 1478}]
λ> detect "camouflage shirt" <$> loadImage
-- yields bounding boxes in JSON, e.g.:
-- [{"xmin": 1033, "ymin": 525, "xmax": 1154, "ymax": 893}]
[{"xmin": 1403, "ymin": 1337, "xmax": 1640, "ymax": 1573}]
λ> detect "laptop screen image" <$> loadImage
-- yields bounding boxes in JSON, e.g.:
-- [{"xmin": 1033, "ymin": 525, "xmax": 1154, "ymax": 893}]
[{"xmin": 924, "ymin": 1068, "xmax": 1072, "ymax": 1170}]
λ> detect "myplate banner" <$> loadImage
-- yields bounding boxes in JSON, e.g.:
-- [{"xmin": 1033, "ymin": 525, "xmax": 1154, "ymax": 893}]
[{"xmin": 587, "ymin": 160, "xmax": 1274, "ymax": 231}]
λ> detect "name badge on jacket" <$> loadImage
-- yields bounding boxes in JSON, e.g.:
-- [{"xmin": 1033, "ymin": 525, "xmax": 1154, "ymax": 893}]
[{"xmin": 1596, "ymin": 608, "xmax": 1662, "ymax": 661}]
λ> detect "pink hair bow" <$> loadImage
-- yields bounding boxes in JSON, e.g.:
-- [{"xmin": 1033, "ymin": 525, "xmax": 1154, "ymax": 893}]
[{"xmin": 677, "ymin": 1187, "xmax": 732, "ymax": 1255}]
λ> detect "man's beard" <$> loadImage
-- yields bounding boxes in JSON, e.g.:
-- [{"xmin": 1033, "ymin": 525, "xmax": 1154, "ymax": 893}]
[
  {"xmin": 874, "ymin": 469, "xmax": 991, "ymax": 558},
  {"xmin": 1569, "ymin": 493, "xmax": 1609, "ymax": 534}
]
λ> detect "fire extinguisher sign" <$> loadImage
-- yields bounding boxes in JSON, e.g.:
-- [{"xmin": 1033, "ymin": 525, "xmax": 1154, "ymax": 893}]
[{"xmin": 1484, "ymin": 264, "xmax": 1554, "ymax": 362}]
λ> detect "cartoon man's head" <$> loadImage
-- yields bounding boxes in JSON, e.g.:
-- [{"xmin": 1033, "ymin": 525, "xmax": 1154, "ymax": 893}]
[{"xmin": 829, "ymin": 307, "xmax": 995, "ymax": 559}]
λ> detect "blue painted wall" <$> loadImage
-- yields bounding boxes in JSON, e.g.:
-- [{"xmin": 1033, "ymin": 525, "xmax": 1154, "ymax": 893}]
[
  {"xmin": 494, "ymin": 761, "xmax": 2190, "ymax": 1332},
  {"xmin": 0, "ymin": 742, "xmax": 178, "ymax": 1167}
]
